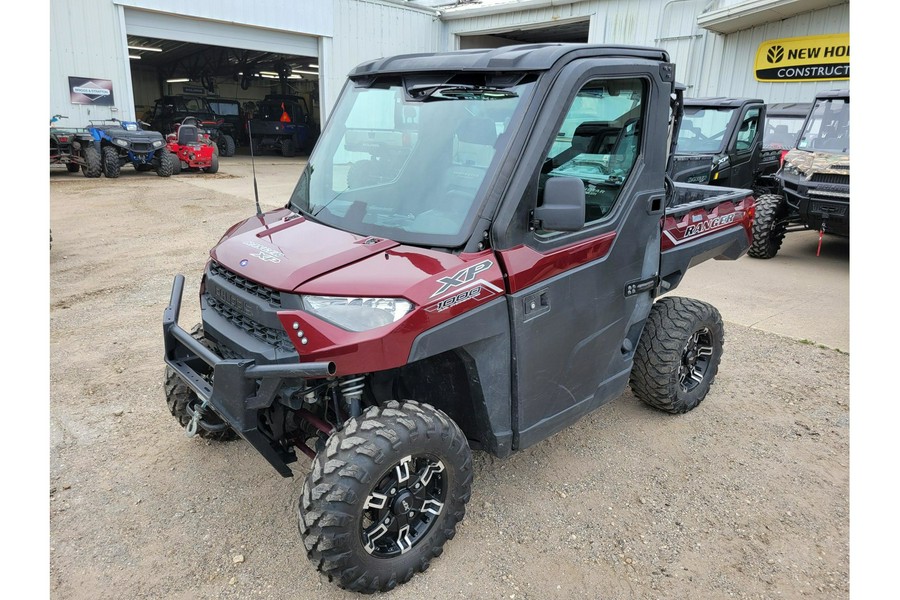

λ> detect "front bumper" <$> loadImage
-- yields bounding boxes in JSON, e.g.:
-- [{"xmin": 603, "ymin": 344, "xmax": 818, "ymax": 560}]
[{"xmin": 163, "ymin": 274, "xmax": 335, "ymax": 477}]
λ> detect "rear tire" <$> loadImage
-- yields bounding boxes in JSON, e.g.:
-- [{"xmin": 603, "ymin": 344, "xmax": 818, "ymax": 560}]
[
  {"xmin": 206, "ymin": 152, "xmax": 219, "ymax": 174},
  {"xmin": 630, "ymin": 297, "xmax": 724, "ymax": 414},
  {"xmin": 748, "ymin": 194, "xmax": 787, "ymax": 259},
  {"xmin": 222, "ymin": 134, "xmax": 236, "ymax": 157},
  {"xmin": 102, "ymin": 146, "xmax": 121, "ymax": 178},
  {"xmin": 280, "ymin": 138, "xmax": 296, "ymax": 158},
  {"xmin": 299, "ymin": 400, "xmax": 472, "ymax": 594},
  {"xmin": 81, "ymin": 146, "xmax": 101, "ymax": 178},
  {"xmin": 163, "ymin": 324, "xmax": 237, "ymax": 441}
]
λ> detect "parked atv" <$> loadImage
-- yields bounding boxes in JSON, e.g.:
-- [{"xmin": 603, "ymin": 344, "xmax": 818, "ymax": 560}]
[
  {"xmin": 165, "ymin": 116, "xmax": 219, "ymax": 175},
  {"xmin": 86, "ymin": 119, "xmax": 176, "ymax": 178},
  {"xmin": 749, "ymin": 90, "xmax": 849, "ymax": 259},
  {"xmin": 147, "ymin": 95, "xmax": 237, "ymax": 157},
  {"xmin": 49, "ymin": 115, "xmax": 100, "ymax": 177}
]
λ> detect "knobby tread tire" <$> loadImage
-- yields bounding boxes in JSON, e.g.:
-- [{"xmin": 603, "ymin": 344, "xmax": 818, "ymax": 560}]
[
  {"xmin": 156, "ymin": 151, "xmax": 175, "ymax": 177},
  {"xmin": 223, "ymin": 134, "xmax": 236, "ymax": 157},
  {"xmin": 299, "ymin": 400, "xmax": 472, "ymax": 594},
  {"xmin": 629, "ymin": 297, "xmax": 724, "ymax": 414},
  {"xmin": 102, "ymin": 146, "xmax": 121, "ymax": 178},
  {"xmin": 748, "ymin": 194, "xmax": 787, "ymax": 259},
  {"xmin": 281, "ymin": 138, "xmax": 296, "ymax": 158},
  {"xmin": 81, "ymin": 146, "xmax": 101, "ymax": 178},
  {"xmin": 163, "ymin": 324, "xmax": 237, "ymax": 441}
]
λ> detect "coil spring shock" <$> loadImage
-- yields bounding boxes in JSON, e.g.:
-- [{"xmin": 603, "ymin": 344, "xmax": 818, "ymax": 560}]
[{"xmin": 339, "ymin": 375, "xmax": 366, "ymax": 418}]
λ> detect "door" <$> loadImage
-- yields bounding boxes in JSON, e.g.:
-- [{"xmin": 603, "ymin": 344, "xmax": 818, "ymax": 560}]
[
  {"xmin": 496, "ymin": 69, "xmax": 669, "ymax": 449},
  {"xmin": 725, "ymin": 105, "xmax": 762, "ymax": 188}
]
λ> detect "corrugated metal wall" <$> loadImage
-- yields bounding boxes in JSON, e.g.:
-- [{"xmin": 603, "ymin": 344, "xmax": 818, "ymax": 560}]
[
  {"xmin": 326, "ymin": 0, "xmax": 443, "ymax": 117},
  {"xmin": 443, "ymin": 0, "xmax": 849, "ymax": 104},
  {"xmin": 50, "ymin": 0, "xmax": 131, "ymax": 124},
  {"xmin": 695, "ymin": 2, "xmax": 850, "ymax": 101}
]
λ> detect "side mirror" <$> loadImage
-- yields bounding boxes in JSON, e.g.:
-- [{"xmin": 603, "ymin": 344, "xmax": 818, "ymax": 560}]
[{"xmin": 534, "ymin": 177, "xmax": 585, "ymax": 231}]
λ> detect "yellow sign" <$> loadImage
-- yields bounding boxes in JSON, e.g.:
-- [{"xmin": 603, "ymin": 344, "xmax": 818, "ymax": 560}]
[{"xmin": 755, "ymin": 34, "xmax": 849, "ymax": 82}]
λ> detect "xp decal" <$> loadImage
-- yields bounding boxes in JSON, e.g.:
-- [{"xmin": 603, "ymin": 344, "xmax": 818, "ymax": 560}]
[
  {"xmin": 243, "ymin": 240, "xmax": 284, "ymax": 263},
  {"xmin": 430, "ymin": 260, "xmax": 493, "ymax": 298}
]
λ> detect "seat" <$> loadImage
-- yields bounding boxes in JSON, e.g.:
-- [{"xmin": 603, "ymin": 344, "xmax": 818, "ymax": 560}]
[{"xmin": 177, "ymin": 123, "xmax": 199, "ymax": 146}]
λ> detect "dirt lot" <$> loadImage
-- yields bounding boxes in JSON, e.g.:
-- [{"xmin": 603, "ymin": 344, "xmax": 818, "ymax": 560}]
[{"xmin": 49, "ymin": 159, "xmax": 849, "ymax": 599}]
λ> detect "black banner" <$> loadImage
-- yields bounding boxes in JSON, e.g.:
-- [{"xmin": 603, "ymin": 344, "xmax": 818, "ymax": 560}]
[{"xmin": 755, "ymin": 63, "xmax": 850, "ymax": 82}]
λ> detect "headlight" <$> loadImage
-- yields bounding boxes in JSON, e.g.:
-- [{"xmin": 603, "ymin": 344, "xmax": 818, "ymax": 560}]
[
  {"xmin": 113, "ymin": 138, "xmax": 128, "ymax": 148},
  {"xmin": 152, "ymin": 140, "xmax": 164, "ymax": 148},
  {"xmin": 302, "ymin": 296, "xmax": 413, "ymax": 332}
]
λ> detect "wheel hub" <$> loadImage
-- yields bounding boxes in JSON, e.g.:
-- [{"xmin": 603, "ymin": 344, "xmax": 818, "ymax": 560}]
[
  {"xmin": 392, "ymin": 490, "xmax": 415, "ymax": 516},
  {"xmin": 679, "ymin": 327, "xmax": 714, "ymax": 392}
]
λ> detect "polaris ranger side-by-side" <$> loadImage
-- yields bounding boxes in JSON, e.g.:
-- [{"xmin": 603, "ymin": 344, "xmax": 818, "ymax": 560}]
[
  {"xmin": 749, "ymin": 90, "xmax": 849, "ymax": 258},
  {"xmin": 163, "ymin": 44, "xmax": 754, "ymax": 593},
  {"xmin": 669, "ymin": 97, "xmax": 782, "ymax": 193}
]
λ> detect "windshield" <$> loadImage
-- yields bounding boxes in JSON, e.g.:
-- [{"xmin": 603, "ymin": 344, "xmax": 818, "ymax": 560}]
[
  {"xmin": 209, "ymin": 101, "xmax": 240, "ymax": 116},
  {"xmin": 797, "ymin": 97, "xmax": 849, "ymax": 154},
  {"xmin": 676, "ymin": 106, "xmax": 736, "ymax": 153},
  {"xmin": 289, "ymin": 77, "xmax": 534, "ymax": 246},
  {"xmin": 763, "ymin": 116, "xmax": 804, "ymax": 149}
]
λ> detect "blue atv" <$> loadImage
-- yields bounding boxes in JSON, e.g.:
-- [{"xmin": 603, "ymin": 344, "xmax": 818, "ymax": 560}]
[{"xmin": 86, "ymin": 119, "xmax": 176, "ymax": 178}]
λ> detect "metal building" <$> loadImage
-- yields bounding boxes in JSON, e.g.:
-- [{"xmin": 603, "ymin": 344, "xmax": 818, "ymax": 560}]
[{"xmin": 49, "ymin": 0, "xmax": 849, "ymax": 127}]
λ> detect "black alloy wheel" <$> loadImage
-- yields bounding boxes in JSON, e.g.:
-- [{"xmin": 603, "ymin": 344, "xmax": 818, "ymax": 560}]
[
  {"xmin": 678, "ymin": 327, "xmax": 715, "ymax": 393},
  {"xmin": 360, "ymin": 454, "xmax": 447, "ymax": 558}
]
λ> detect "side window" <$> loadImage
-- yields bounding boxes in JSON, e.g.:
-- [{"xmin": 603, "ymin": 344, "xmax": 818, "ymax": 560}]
[
  {"xmin": 538, "ymin": 78, "xmax": 645, "ymax": 230},
  {"xmin": 735, "ymin": 107, "xmax": 760, "ymax": 152}
]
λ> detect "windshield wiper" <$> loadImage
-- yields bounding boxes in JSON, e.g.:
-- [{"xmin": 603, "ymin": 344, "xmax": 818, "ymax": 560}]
[{"xmin": 407, "ymin": 84, "xmax": 518, "ymax": 101}]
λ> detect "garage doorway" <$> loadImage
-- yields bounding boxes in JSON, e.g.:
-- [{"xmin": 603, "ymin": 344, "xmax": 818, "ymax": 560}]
[{"xmin": 458, "ymin": 18, "xmax": 590, "ymax": 50}]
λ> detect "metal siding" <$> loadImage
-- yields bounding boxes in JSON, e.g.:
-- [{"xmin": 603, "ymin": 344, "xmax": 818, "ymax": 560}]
[
  {"xmin": 695, "ymin": 2, "xmax": 849, "ymax": 101},
  {"xmin": 50, "ymin": 0, "xmax": 133, "ymax": 122},
  {"xmin": 113, "ymin": 0, "xmax": 334, "ymax": 36},
  {"xmin": 327, "ymin": 0, "xmax": 442, "ymax": 113}
]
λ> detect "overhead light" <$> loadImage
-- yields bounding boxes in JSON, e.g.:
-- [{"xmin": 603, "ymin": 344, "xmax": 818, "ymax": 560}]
[
  {"xmin": 128, "ymin": 45, "xmax": 162, "ymax": 52},
  {"xmin": 288, "ymin": 74, "xmax": 302, "ymax": 79},
  {"xmin": 166, "ymin": 78, "xmax": 190, "ymax": 83},
  {"xmin": 129, "ymin": 55, "xmax": 141, "ymax": 60},
  {"xmin": 260, "ymin": 74, "xmax": 279, "ymax": 79},
  {"xmin": 292, "ymin": 70, "xmax": 318, "ymax": 76},
  {"xmin": 309, "ymin": 64, "xmax": 319, "ymax": 69},
  {"xmin": 259, "ymin": 71, "xmax": 279, "ymax": 77}
]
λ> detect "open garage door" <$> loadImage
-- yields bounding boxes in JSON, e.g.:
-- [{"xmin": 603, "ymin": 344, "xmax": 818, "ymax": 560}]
[
  {"xmin": 123, "ymin": 8, "xmax": 321, "ymax": 156},
  {"xmin": 458, "ymin": 18, "xmax": 589, "ymax": 50}
]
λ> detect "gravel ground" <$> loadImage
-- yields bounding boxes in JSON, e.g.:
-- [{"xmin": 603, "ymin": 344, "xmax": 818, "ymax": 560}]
[{"xmin": 48, "ymin": 163, "xmax": 849, "ymax": 599}]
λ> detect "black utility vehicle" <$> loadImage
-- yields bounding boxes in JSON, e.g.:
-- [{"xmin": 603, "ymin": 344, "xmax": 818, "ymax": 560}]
[
  {"xmin": 246, "ymin": 94, "xmax": 317, "ymax": 157},
  {"xmin": 147, "ymin": 95, "xmax": 237, "ymax": 156},
  {"xmin": 163, "ymin": 44, "xmax": 755, "ymax": 593},
  {"xmin": 763, "ymin": 102, "xmax": 812, "ymax": 150},
  {"xmin": 749, "ymin": 90, "xmax": 849, "ymax": 258},
  {"xmin": 207, "ymin": 98, "xmax": 246, "ymax": 146},
  {"xmin": 670, "ymin": 97, "xmax": 780, "ymax": 193}
]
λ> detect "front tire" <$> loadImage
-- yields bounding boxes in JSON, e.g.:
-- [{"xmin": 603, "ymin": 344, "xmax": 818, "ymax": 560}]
[
  {"xmin": 748, "ymin": 194, "xmax": 787, "ymax": 259},
  {"xmin": 280, "ymin": 138, "xmax": 296, "ymax": 157},
  {"xmin": 102, "ymin": 146, "xmax": 121, "ymax": 178},
  {"xmin": 156, "ymin": 151, "xmax": 175, "ymax": 177},
  {"xmin": 299, "ymin": 400, "xmax": 472, "ymax": 594},
  {"xmin": 630, "ymin": 297, "xmax": 724, "ymax": 414},
  {"xmin": 206, "ymin": 152, "xmax": 219, "ymax": 174},
  {"xmin": 221, "ymin": 134, "xmax": 236, "ymax": 157}
]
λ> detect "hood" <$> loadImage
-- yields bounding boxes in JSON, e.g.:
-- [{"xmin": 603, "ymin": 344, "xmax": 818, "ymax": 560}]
[
  {"xmin": 108, "ymin": 127, "xmax": 165, "ymax": 143},
  {"xmin": 783, "ymin": 149, "xmax": 849, "ymax": 179},
  {"xmin": 210, "ymin": 211, "xmax": 400, "ymax": 292},
  {"xmin": 210, "ymin": 210, "xmax": 489, "ymax": 302}
]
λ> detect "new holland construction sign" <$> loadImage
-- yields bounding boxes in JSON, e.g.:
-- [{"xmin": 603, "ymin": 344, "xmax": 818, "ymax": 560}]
[{"xmin": 755, "ymin": 34, "xmax": 849, "ymax": 82}]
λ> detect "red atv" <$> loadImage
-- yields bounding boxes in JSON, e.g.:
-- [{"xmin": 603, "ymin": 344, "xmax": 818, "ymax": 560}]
[{"xmin": 166, "ymin": 116, "xmax": 219, "ymax": 174}]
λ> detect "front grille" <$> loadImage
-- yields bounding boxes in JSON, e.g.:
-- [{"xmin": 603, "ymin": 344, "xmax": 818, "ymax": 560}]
[
  {"xmin": 207, "ymin": 296, "xmax": 295, "ymax": 352},
  {"xmin": 131, "ymin": 142, "xmax": 152, "ymax": 152},
  {"xmin": 210, "ymin": 262, "xmax": 282, "ymax": 307},
  {"xmin": 810, "ymin": 173, "xmax": 849, "ymax": 185}
]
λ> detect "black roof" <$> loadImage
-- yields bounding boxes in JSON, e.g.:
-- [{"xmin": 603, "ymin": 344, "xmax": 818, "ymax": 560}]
[
  {"xmin": 684, "ymin": 97, "xmax": 763, "ymax": 108},
  {"xmin": 349, "ymin": 43, "xmax": 670, "ymax": 77},
  {"xmin": 815, "ymin": 89, "xmax": 849, "ymax": 100},
  {"xmin": 766, "ymin": 102, "xmax": 813, "ymax": 117}
]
